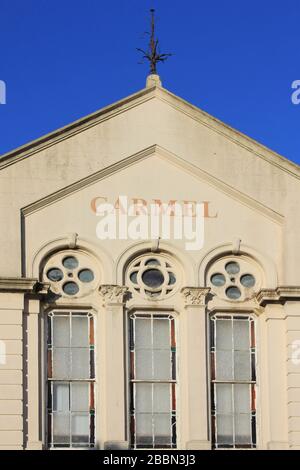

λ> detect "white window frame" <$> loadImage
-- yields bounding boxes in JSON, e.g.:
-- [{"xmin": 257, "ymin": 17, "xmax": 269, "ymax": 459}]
[
  {"xmin": 210, "ymin": 312, "xmax": 257, "ymax": 449},
  {"xmin": 46, "ymin": 309, "xmax": 96, "ymax": 449},
  {"xmin": 128, "ymin": 311, "xmax": 178, "ymax": 449}
]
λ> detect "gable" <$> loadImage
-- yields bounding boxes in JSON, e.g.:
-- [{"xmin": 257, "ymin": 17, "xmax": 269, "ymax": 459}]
[
  {"xmin": 23, "ymin": 147, "xmax": 282, "ymax": 277},
  {"xmin": 0, "ymin": 84, "xmax": 299, "ymax": 278}
]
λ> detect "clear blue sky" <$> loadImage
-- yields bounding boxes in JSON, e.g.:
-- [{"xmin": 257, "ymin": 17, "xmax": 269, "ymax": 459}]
[{"xmin": 0, "ymin": 0, "xmax": 300, "ymax": 164}]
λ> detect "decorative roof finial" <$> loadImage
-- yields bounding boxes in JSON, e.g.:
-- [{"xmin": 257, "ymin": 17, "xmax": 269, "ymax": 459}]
[{"xmin": 137, "ymin": 9, "xmax": 172, "ymax": 86}]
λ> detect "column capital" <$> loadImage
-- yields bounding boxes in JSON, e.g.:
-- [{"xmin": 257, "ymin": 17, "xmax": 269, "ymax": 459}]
[
  {"xmin": 181, "ymin": 287, "xmax": 210, "ymax": 307},
  {"xmin": 99, "ymin": 285, "xmax": 128, "ymax": 305}
]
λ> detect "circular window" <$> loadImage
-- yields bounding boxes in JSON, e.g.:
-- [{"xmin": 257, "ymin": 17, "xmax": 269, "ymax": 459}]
[
  {"xmin": 62, "ymin": 256, "xmax": 79, "ymax": 270},
  {"xmin": 47, "ymin": 268, "xmax": 63, "ymax": 282},
  {"xmin": 226, "ymin": 286, "xmax": 241, "ymax": 300},
  {"xmin": 63, "ymin": 282, "xmax": 79, "ymax": 296},
  {"xmin": 78, "ymin": 269, "xmax": 94, "ymax": 283},
  {"xmin": 225, "ymin": 262, "xmax": 240, "ymax": 275},
  {"xmin": 127, "ymin": 256, "xmax": 180, "ymax": 300},
  {"xmin": 208, "ymin": 257, "xmax": 261, "ymax": 302},
  {"xmin": 211, "ymin": 273, "xmax": 226, "ymax": 287},
  {"xmin": 43, "ymin": 251, "xmax": 99, "ymax": 299},
  {"xmin": 240, "ymin": 274, "xmax": 255, "ymax": 288},
  {"xmin": 142, "ymin": 269, "xmax": 164, "ymax": 288}
]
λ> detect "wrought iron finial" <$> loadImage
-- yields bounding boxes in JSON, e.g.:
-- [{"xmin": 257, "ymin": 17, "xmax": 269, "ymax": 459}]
[{"xmin": 137, "ymin": 9, "xmax": 172, "ymax": 75}]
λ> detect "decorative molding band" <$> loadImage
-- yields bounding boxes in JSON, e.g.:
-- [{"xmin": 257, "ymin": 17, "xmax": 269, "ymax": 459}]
[
  {"xmin": 21, "ymin": 144, "xmax": 283, "ymax": 225},
  {"xmin": 22, "ymin": 145, "xmax": 157, "ymax": 216},
  {"xmin": 0, "ymin": 277, "xmax": 50, "ymax": 294},
  {"xmin": 181, "ymin": 287, "xmax": 211, "ymax": 306},
  {"xmin": 99, "ymin": 285, "xmax": 128, "ymax": 305},
  {"xmin": 156, "ymin": 87, "xmax": 300, "ymax": 181},
  {"xmin": 257, "ymin": 286, "xmax": 300, "ymax": 306}
]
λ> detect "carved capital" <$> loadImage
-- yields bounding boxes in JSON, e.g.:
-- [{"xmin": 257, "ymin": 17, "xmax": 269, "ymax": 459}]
[
  {"xmin": 99, "ymin": 285, "xmax": 128, "ymax": 305},
  {"xmin": 181, "ymin": 287, "xmax": 210, "ymax": 306}
]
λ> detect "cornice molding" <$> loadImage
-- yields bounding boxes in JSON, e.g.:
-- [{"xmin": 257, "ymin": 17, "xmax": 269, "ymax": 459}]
[
  {"xmin": 0, "ymin": 87, "xmax": 157, "ymax": 170},
  {"xmin": 1, "ymin": 83, "xmax": 299, "ymax": 182},
  {"xmin": 22, "ymin": 145, "xmax": 157, "ymax": 216},
  {"xmin": 0, "ymin": 278, "xmax": 50, "ymax": 294},
  {"xmin": 256, "ymin": 286, "xmax": 300, "ymax": 306},
  {"xmin": 155, "ymin": 87, "xmax": 300, "ymax": 180},
  {"xmin": 158, "ymin": 146, "xmax": 283, "ymax": 224},
  {"xmin": 99, "ymin": 285, "xmax": 128, "ymax": 305},
  {"xmin": 181, "ymin": 287, "xmax": 211, "ymax": 306}
]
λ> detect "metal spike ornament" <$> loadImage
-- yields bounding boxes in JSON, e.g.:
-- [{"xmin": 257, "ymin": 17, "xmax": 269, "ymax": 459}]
[{"xmin": 137, "ymin": 9, "xmax": 172, "ymax": 75}]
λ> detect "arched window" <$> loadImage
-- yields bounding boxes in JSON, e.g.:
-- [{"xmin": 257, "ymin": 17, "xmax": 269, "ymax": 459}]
[
  {"xmin": 207, "ymin": 256, "xmax": 260, "ymax": 449},
  {"xmin": 43, "ymin": 250, "xmax": 99, "ymax": 448},
  {"xmin": 125, "ymin": 253, "xmax": 181, "ymax": 449}
]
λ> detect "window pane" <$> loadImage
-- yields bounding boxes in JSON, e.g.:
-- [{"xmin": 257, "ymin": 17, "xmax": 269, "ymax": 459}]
[
  {"xmin": 71, "ymin": 348, "xmax": 90, "ymax": 378},
  {"xmin": 153, "ymin": 383, "xmax": 171, "ymax": 413},
  {"xmin": 48, "ymin": 312, "xmax": 95, "ymax": 449},
  {"xmin": 216, "ymin": 415, "xmax": 234, "ymax": 445},
  {"xmin": 135, "ymin": 319, "xmax": 151, "ymax": 349},
  {"xmin": 234, "ymin": 414, "xmax": 251, "ymax": 444},
  {"xmin": 154, "ymin": 413, "xmax": 171, "ymax": 445},
  {"xmin": 216, "ymin": 320, "xmax": 232, "ymax": 350},
  {"xmin": 62, "ymin": 256, "xmax": 78, "ymax": 270},
  {"xmin": 71, "ymin": 413, "xmax": 89, "ymax": 443},
  {"xmin": 53, "ymin": 348, "xmax": 71, "ymax": 379},
  {"xmin": 53, "ymin": 413, "xmax": 70, "ymax": 444},
  {"xmin": 216, "ymin": 384, "xmax": 232, "ymax": 414},
  {"xmin": 153, "ymin": 319, "xmax": 169, "ymax": 349},
  {"xmin": 135, "ymin": 349, "xmax": 152, "ymax": 379},
  {"xmin": 71, "ymin": 316, "xmax": 89, "ymax": 347},
  {"xmin": 234, "ymin": 351, "xmax": 251, "ymax": 380},
  {"xmin": 154, "ymin": 350, "xmax": 171, "ymax": 380},
  {"xmin": 216, "ymin": 350, "xmax": 233, "ymax": 380},
  {"xmin": 71, "ymin": 383, "xmax": 89, "ymax": 412},
  {"xmin": 234, "ymin": 384, "xmax": 250, "ymax": 413},
  {"xmin": 212, "ymin": 315, "xmax": 256, "ymax": 449},
  {"xmin": 131, "ymin": 315, "xmax": 176, "ymax": 449},
  {"xmin": 47, "ymin": 268, "xmax": 63, "ymax": 282},
  {"xmin": 53, "ymin": 383, "xmax": 69, "ymax": 412},
  {"xmin": 136, "ymin": 413, "xmax": 152, "ymax": 445},
  {"xmin": 233, "ymin": 320, "xmax": 249, "ymax": 350},
  {"xmin": 225, "ymin": 262, "xmax": 240, "ymax": 274},
  {"xmin": 211, "ymin": 273, "xmax": 226, "ymax": 287},
  {"xmin": 135, "ymin": 383, "xmax": 152, "ymax": 413},
  {"xmin": 142, "ymin": 269, "xmax": 164, "ymax": 288},
  {"xmin": 53, "ymin": 316, "xmax": 70, "ymax": 347}
]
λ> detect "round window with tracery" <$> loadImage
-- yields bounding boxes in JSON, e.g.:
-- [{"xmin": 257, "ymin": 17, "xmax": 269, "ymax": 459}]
[
  {"xmin": 126, "ymin": 255, "xmax": 180, "ymax": 300},
  {"xmin": 207, "ymin": 257, "xmax": 262, "ymax": 302},
  {"xmin": 43, "ymin": 251, "xmax": 99, "ymax": 298}
]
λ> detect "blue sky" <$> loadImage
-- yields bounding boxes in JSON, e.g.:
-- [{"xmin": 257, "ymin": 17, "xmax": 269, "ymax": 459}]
[{"xmin": 0, "ymin": 0, "xmax": 299, "ymax": 164}]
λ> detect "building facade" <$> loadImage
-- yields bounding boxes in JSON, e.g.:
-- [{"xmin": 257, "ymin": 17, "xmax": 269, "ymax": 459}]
[{"xmin": 0, "ymin": 76, "xmax": 300, "ymax": 450}]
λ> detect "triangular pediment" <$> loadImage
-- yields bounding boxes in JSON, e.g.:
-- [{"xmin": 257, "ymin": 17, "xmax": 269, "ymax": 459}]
[
  {"xmin": 1, "ymin": 85, "xmax": 299, "ymax": 181},
  {"xmin": 22, "ymin": 144, "xmax": 283, "ymax": 224}
]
